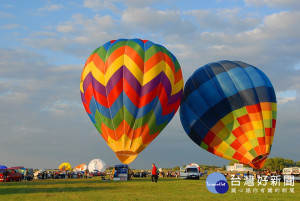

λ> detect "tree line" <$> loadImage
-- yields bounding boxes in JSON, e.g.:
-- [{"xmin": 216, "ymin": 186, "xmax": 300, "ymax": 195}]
[
  {"xmin": 262, "ymin": 157, "xmax": 299, "ymax": 171},
  {"xmin": 228, "ymin": 157, "xmax": 300, "ymax": 171}
]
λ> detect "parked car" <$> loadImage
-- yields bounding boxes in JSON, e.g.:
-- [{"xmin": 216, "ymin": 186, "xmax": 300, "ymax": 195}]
[
  {"xmin": 0, "ymin": 168, "xmax": 23, "ymax": 182},
  {"xmin": 0, "ymin": 170, "xmax": 6, "ymax": 182},
  {"xmin": 133, "ymin": 172, "xmax": 147, "ymax": 178},
  {"xmin": 180, "ymin": 164, "xmax": 200, "ymax": 179},
  {"xmin": 91, "ymin": 171, "xmax": 106, "ymax": 177},
  {"xmin": 54, "ymin": 172, "xmax": 66, "ymax": 179}
]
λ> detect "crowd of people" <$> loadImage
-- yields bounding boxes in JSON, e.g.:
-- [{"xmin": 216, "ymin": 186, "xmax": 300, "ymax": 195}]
[
  {"xmin": 36, "ymin": 170, "xmax": 92, "ymax": 180},
  {"xmin": 158, "ymin": 170, "xmax": 180, "ymax": 178}
]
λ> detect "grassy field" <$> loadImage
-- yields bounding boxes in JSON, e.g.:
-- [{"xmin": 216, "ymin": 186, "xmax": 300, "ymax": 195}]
[{"xmin": 0, "ymin": 177, "xmax": 299, "ymax": 201}]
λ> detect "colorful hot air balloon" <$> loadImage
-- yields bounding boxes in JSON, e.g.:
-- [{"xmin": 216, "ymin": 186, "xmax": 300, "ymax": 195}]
[
  {"xmin": 88, "ymin": 159, "xmax": 106, "ymax": 173},
  {"xmin": 180, "ymin": 60, "xmax": 276, "ymax": 169},
  {"xmin": 59, "ymin": 162, "xmax": 72, "ymax": 171},
  {"xmin": 74, "ymin": 163, "xmax": 87, "ymax": 172},
  {"xmin": 80, "ymin": 39, "xmax": 183, "ymax": 164}
]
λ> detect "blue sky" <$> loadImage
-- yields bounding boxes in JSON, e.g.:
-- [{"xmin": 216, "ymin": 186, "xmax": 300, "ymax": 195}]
[{"xmin": 0, "ymin": 0, "xmax": 299, "ymax": 169}]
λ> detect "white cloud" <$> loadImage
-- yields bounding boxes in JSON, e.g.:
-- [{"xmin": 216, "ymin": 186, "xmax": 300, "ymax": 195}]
[
  {"xmin": 276, "ymin": 89, "xmax": 297, "ymax": 104},
  {"xmin": 2, "ymin": 4, "xmax": 14, "ymax": 8},
  {"xmin": 122, "ymin": 0, "xmax": 158, "ymax": 6},
  {"xmin": 49, "ymin": 64, "xmax": 82, "ymax": 72},
  {"xmin": 1, "ymin": 23, "xmax": 20, "ymax": 29},
  {"xmin": 41, "ymin": 100, "xmax": 82, "ymax": 115},
  {"xmin": 25, "ymin": 6, "xmax": 300, "ymax": 93},
  {"xmin": 0, "ymin": 11, "xmax": 15, "ymax": 19},
  {"xmin": 186, "ymin": 8, "xmax": 261, "ymax": 33},
  {"xmin": 259, "ymin": 11, "xmax": 300, "ymax": 39},
  {"xmin": 57, "ymin": 24, "xmax": 75, "ymax": 33},
  {"xmin": 0, "ymin": 49, "xmax": 48, "ymax": 77},
  {"xmin": 121, "ymin": 7, "xmax": 196, "ymax": 37},
  {"xmin": 30, "ymin": 31, "xmax": 57, "ymax": 37},
  {"xmin": 25, "ymin": 14, "xmax": 120, "ymax": 57},
  {"xmin": 83, "ymin": 0, "xmax": 118, "ymax": 12},
  {"xmin": 122, "ymin": 8, "xmax": 179, "ymax": 27},
  {"xmin": 42, "ymin": 25, "xmax": 53, "ymax": 30},
  {"xmin": 0, "ymin": 90, "xmax": 29, "ymax": 104},
  {"xmin": 278, "ymin": 97, "xmax": 296, "ymax": 104},
  {"xmin": 83, "ymin": 0, "xmax": 160, "ymax": 11},
  {"xmin": 245, "ymin": 0, "xmax": 300, "ymax": 10},
  {"xmin": 11, "ymin": 126, "xmax": 44, "ymax": 133},
  {"xmin": 38, "ymin": 3, "xmax": 63, "ymax": 11},
  {"xmin": 171, "ymin": 10, "xmax": 300, "ymax": 91}
]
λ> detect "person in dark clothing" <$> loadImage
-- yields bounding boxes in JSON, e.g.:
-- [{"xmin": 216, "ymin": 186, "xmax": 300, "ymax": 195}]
[
  {"xmin": 151, "ymin": 163, "xmax": 158, "ymax": 183},
  {"xmin": 3, "ymin": 169, "xmax": 9, "ymax": 182},
  {"xmin": 84, "ymin": 170, "xmax": 88, "ymax": 179}
]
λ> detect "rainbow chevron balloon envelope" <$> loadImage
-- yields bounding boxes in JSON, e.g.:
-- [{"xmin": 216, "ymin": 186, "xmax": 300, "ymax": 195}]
[
  {"xmin": 180, "ymin": 60, "xmax": 276, "ymax": 169},
  {"xmin": 80, "ymin": 39, "xmax": 183, "ymax": 164}
]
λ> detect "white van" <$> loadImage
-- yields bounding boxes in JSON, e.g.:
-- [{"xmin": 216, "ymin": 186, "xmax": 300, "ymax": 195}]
[{"xmin": 180, "ymin": 164, "xmax": 200, "ymax": 179}]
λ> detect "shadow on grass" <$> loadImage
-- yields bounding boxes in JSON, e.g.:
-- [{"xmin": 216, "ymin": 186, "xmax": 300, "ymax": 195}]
[
  {"xmin": 0, "ymin": 179, "xmax": 110, "ymax": 186},
  {"xmin": 128, "ymin": 178, "xmax": 183, "ymax": 183},
  {"xmin": 0, "ymin": 177, "xmax": 183, "ymax": 187},
  {"xmin": 0, "ymin": 186, "xmax": 114, "ymax": 195}
]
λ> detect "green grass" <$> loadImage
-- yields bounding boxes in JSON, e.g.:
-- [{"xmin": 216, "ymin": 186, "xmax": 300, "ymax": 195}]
[{"xmin": 0, "ymin": 177, "xmax": 299, "ymax": 201}]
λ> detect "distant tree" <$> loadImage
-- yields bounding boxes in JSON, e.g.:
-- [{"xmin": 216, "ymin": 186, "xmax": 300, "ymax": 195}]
[
  {"xmin": 173, "ymin": 166, "xmax": 180, "ymax": 171},
  {"xmin": 228, "ymin": 162, "xmax": 235, "ymax": 166},
  {"xmin": 283, "ymin": 159, "xmax": 294, "ymax": 167},
  {"xmin": 222, "ymin": 165, "xmax": 226, "ymax": 170},
  {"xmin": 200, "ymin": 165, "xmax": 208, "ymax": 169},
  {"xmin": 263, "ymin": 157, "xmax": 292, "ymax": 171},
  {"xmin": 274, "ymin": 157, "xmax": 284, "ymax": 170}
]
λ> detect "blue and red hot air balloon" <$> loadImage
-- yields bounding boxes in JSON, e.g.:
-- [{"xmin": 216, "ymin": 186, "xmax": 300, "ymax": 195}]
[{"xmin": 180, "ymin": 60, "xmax": 276, "ymax": 169}]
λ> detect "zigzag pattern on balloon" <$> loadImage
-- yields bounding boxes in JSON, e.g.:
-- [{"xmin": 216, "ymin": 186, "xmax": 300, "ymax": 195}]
[
  {"xmin": 81, "ymin": 66, "xmax": 182, "ymax": 117},
  {"xmin": 80, "ymin": 39, "xmax": 183, "ymax": 164},
  {"xmin": 81, "ymin": 62, "xmax": 182, "ymax": 132},
  {"xmin": 87, "ymin": 95, "xmax": 175, "ymax": 136}
]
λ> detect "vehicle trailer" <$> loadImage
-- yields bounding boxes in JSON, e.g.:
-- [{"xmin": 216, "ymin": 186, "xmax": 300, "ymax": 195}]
[
  {"xmin": 113, "ymin": 164, "xmax": 131, "ymax": 181},
  {"xmin": 283, "ymin": 167, "xmax": 300, "ymax": 182}
]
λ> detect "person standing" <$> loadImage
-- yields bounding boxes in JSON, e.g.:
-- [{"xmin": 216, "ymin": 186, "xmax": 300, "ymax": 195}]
[
  {"xmin": 23, "ymin": 169, "xmax": 28, "ymax": 181},
  {"xmin": 84, "ymin": 170, "xmax": 88, "ymax": 179},
  {"xmin": 151, "ymin": 163, "xmax": 158, "ymax": 183},
  {"xmin": 204, "ymin": 169, "xmax": 208, "ymax": 178},
  {"xmin": 3, "ymin": 169, "xmax": 9, "ymax": 182},
  {"xmin": 110, "ymin": 168, "xmax": 115, "ymax": 180}
]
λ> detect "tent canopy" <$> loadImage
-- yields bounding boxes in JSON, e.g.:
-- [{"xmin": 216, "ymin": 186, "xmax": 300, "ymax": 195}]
[{"xmin": 0, "ymin": 165, "xmax": 7, "ymax": 169}]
